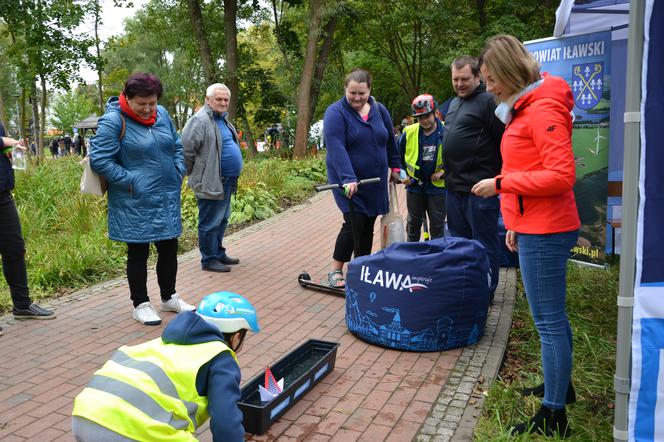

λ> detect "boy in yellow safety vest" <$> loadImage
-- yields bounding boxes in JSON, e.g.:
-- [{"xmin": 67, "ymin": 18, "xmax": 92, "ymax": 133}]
[
  {"xmin": 72, "ymin": 291, "xmax": 259, "ymax": 442},
  {"xmin": 398, "ymin": 94, "xmax": 446, "ymax": 241}
]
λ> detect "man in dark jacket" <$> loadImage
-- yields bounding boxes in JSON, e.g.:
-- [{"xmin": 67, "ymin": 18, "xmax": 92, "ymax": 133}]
[
  {"xmin": 49, "ymin": 138, "xmax": 59, "ymax": 158},
  {"xmin": 62, "ymin": 134, "xmax": 72, "ymax": 155},
  {"xmin": 0, "ymin": 122, "xmax": 55, "ymax": 336},
  {"xmin": 443, "ymin": 56, "xmax": 504, "ymax": 301}
]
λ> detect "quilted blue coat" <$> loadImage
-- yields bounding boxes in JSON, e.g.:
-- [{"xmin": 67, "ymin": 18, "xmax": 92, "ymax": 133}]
[{"xmin": 90, "ymin": 97, "xmax": 185, "ymax": 243}]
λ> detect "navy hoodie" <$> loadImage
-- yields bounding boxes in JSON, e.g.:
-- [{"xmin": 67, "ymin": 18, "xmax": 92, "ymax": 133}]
[{"xmin": 162, "ymin": 311, "xmax": 244, "ymax": 442}]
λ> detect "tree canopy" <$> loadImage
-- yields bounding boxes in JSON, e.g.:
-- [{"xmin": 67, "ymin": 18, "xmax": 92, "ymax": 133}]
[{"xmin": 1, "ymin": 0, "xmax": 559, "ymax": 157}]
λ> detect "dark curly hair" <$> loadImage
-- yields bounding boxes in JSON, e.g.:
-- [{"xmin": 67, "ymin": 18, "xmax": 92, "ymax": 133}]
[{"xmin": 123, "ymin": 72, "xmax": 163, "ymax": 99}]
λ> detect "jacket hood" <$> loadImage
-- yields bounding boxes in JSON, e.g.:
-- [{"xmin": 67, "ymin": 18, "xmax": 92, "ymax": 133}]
[
  {"xmin": 105, "ymin": 96, "xmax": 120, "ymax": 113},
  {"xmin": 162, "ymin": 311, "xmax": 226, "ymax": 346},
  {"xmin": 514, "ymin": 73, "xmax": 574, "ymax": 112}
]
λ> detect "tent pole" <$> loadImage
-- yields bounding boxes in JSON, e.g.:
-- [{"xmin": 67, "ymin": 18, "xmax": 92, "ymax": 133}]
[{"xmin": 613, "ymin": 0, "xmax": 645, "ymax": 441}]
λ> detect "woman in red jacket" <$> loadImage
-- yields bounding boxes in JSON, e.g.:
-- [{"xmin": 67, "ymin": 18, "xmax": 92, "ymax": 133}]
[{"xmin": 472, "ymin": 34, "xmax": 580, "ymax": 437}]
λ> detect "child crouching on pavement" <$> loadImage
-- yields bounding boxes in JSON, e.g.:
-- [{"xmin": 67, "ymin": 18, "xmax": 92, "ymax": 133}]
[{"xmin": 72, "ymin": 291, "xmax": 259, "ymax": 442}]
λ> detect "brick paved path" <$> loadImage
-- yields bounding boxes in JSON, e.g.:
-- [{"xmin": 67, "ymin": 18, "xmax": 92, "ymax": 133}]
[{"xmin": 0, "ymin": 188, "xmax": 515, "ymax": 441}]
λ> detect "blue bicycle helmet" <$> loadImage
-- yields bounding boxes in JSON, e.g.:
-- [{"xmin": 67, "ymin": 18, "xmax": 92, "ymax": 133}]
[{"xmin": 197, "ymin": 291, "xmax": 260, "ymax": 333}]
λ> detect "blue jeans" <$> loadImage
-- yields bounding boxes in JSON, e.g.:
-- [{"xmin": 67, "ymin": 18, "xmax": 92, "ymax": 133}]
[
  {"xmin": 517, "ymin": 230, "xmax": 579, "ymax": 409},
  {"xmin": 197, "ymin": 176, "xmax": 237, "ymax": 266},
  {"xmin": 446, "ymin": 191, "xmax": 500, "ymax": 298}
]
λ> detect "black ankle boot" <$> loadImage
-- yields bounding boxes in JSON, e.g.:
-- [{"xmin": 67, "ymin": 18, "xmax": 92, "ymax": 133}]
[
  {"xmin": 512, "ymin": 404, "xmax": 572, "ymax": 437},
  {"xmin": 520, "ymin": 381, "xmax": 576, "ymax": 404}
]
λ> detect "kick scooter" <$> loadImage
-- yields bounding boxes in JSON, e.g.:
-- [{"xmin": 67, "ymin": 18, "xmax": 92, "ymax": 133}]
[{"xmin": 298, "ymin": 177, "xmax": 381, "ymax": 296}]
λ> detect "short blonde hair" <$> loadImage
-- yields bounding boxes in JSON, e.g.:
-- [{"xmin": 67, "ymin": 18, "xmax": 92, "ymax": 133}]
[{"xmin": 478, "ymin": 34, "xmax": 541, "ymax": 96}]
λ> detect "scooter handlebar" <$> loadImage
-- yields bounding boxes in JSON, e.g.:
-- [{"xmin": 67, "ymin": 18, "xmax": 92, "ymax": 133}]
[{"xmin": 315, "ymin": 177, "xmax": 381, "ymax": 192}]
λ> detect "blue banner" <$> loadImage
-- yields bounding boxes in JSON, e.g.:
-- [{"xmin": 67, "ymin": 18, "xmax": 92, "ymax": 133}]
[
  {"xmin": 526, "ymin": 30, "xmax": 612, "ymax": 266},
  {"xmin": 629, "ymin": 1, "xmax": 664, "ymax": 440}
]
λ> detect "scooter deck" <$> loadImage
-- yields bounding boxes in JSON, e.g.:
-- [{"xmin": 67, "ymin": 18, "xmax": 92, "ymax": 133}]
[{"xmin": 298, "ymin": 273, "xmax": 345, "ymax": 297}]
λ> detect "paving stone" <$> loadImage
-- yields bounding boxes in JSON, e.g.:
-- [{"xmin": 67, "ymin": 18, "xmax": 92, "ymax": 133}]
[
  {"xmin": 449, "ymin": 400, "xmax": 467, "ymax": 408},
  {"xmin": 441, "ymin": 420, "xmax": 458, "ymax": 430},
  {"xmin": 445, "ymin": 407, "xmax": 464, "ymax": 417},
  {"xmin": 419, "ymin": 425, "xmax": 436, "ymax": 435},
  {"xmin": 457, "ymin": 382, "xmax": 475, "ymax": 395}
]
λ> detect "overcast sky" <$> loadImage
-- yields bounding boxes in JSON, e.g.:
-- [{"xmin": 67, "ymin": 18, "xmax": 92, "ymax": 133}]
[{"xmin": 78, "ymin": 0, "xmax": 148, "ymax": 83}]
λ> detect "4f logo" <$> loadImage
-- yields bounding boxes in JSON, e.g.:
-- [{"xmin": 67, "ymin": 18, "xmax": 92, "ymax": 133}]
[{"xmin": 572, "ymin": 62, "xmax": 604, "ymax": 110}]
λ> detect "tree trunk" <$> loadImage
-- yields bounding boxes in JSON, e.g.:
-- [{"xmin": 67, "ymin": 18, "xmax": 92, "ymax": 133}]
[
  {"xmin": 20, "ymin": 89, "xmax": 27, "ymax": 140},
  {"xmin": 94, "ymin": 0, "xmax": 104, "ymax": 113},
  {"xmin": 308, "ymin": 14, "xmax": 338, "ymax": 126},
  {"xmin": 239, "ymin": 113, "xmax": 258, "ymax": 159},
  {"xmin": 30, "ymin": 80, "xmax": 40, "ymax": 157},
  {"xmin": 39, "ymin": 74, "xmax": 47, "ymax": 157},
  {"xmin": 270, "ymin": 0, "xmax": 293, "ymax": 71},
  {"xmin": 0, "ymin": 92, "xmax": 6, "ymax": 129},
  {"xmin": 475, "ymin": 0, "xmax": 487, "ymax": 31},
  {"xmin": 293, "ymin": 0, "xmax": 324, "ymax": 159},
  {"xmin": 186, "ymin": 0, "xmax": 217, "ymax": 84},
  {"xmin": 223, "ymin": 0, "xmax": 239, "ymax": 120}
]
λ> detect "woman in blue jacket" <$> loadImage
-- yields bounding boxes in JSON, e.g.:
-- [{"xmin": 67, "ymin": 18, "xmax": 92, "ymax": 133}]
[
  {"xmin": 91, "ymin": 73, "xmax": 195, "ymax": 325},
  {"xmin": 323, "ymin": 69, "xmax": 401, "ymax": 288}
]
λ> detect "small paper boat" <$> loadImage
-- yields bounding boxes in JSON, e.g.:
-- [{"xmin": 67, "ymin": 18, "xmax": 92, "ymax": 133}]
[
  {"xmin": 259, "ymin": 366, "xmax": 284, "ymax": 402},
  {"xmin": 259, "ymin": 379, "xmax": 284, "ymax": 402}
]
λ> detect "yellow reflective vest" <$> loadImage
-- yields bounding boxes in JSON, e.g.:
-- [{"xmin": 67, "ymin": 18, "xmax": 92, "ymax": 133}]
[
  {"xmin": 72, "ymin": 338, "xmax": 235, "ymax": 442},
  {"xmin": 403, "ymin": 122, "xmax": 445, "ymax": 188}
]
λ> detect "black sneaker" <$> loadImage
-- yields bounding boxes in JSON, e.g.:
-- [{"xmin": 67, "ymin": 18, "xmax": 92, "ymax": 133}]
[
  {"xmin": 219, "ymin": 255, "xmax": 240, "ymax": 265},
  {"xmin": 202, "ymin": 261, "xmax": 231, "ymax": 273},
  {"xmin": 0, "ymin": 325, "xmax": 3, "ymax": 336},
  {"xmin": 13, "ymin": 303, "xmax": 56, "ymax": 320}
]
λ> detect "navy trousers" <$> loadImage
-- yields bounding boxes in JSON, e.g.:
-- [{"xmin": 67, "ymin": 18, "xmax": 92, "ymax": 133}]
[{"xmin": 446, "ymin": 190, "xmax": 500, "ymax": 299}]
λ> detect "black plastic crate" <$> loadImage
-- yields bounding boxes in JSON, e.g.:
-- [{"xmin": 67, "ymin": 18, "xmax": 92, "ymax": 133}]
[{"xmin": 238, "ymin": 339, "xmax": 340, "ymax": 434}]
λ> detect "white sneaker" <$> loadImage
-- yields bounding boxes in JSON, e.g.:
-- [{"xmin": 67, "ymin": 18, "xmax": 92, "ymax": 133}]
[
  {"xmin": 133, "ymin": 302, "xmax": 162, "ymax": 325},
  {"xmin": 161, "ymin": 293, "xmax": 196, "ymax": 313}
]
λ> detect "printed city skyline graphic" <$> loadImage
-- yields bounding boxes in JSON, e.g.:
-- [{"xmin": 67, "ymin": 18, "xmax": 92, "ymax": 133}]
[{"xmin": 345, "ymin": 290, "xmax": 483, "ymax": 352}]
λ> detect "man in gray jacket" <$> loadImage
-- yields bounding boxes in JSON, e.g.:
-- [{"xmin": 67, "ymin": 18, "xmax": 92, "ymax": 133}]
[{"xmin": 182, "ymin": 84, "xmax": 243, "ymax": 273}]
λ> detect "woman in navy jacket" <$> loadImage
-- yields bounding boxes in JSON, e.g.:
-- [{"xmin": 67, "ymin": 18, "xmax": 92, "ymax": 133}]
[
  {"xmin": 323, "ymin": 69, "xmax": 401, "ymax": 288},
  {"xmin": 91, "ymin": 73, "xmax": 195, "ymax": 326}
]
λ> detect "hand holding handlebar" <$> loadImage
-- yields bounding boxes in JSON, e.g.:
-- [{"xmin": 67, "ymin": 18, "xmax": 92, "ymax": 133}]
[{"xmin": 314, "ymin": 177, "xmax": 381, "ymax": 193}]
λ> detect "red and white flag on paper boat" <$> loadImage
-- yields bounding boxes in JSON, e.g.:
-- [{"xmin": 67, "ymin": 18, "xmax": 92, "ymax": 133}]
[{"xmin": 259, "ymin": 366, "xmax": 284, "ymax": 402}]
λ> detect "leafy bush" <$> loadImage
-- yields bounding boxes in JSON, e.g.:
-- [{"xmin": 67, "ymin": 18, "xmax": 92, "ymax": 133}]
[
  {"xmin": 182, "ymin": 156, "xmax": 327, "ymax": 228},
  {"xmin": 229, "ymin": 183, "xmax": 279, "ymax": 224}
]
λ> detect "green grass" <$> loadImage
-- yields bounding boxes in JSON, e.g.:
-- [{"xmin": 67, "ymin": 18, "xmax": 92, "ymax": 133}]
[
  {"xmin": 1, "ymin": 155, "xmax": 326, "ymax": 313},
  {"xmin": 474, "ymin": 263, "xmax": 619, "ymax": 441}
]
